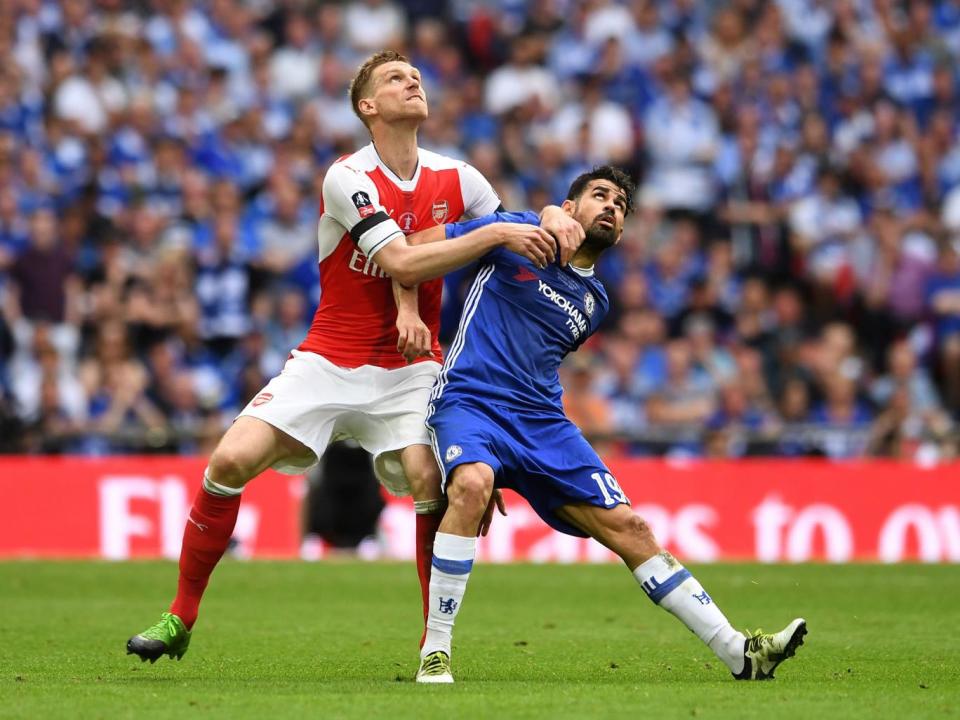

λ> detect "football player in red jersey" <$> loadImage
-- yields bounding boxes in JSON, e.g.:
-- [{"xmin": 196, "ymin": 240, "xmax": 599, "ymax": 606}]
[{"xmin": 126, "ymin": 50, "xmax": 584, "ymax": 664}]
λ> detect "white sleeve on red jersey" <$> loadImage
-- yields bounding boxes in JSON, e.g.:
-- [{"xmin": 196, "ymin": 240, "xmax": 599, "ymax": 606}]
[
  {"xmin": 457, "ymin": 162, "xmax": 501, "ymax": 218},
  {"xmin": 322, "ymin": 161, "xmax": 404, "ymax": 258}
]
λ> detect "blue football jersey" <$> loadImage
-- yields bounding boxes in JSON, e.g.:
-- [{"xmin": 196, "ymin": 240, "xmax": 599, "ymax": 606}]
[{"xmin": 431, "ymin": 211, "xmax": 610, "ymax": 415}]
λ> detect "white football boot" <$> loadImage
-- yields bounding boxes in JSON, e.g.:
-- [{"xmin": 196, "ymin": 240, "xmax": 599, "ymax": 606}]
[
  {"xmin": 416, "ymin": 650, "xmax": 454, "ymax": 684},
  {"xmin": 734, "ymin": 618, "xmax": 807, "ymax": 680}
]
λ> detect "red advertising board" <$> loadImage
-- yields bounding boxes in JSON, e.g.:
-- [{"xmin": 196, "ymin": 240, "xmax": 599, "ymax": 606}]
[
  {"xmin": 0, "ymin": 457, "xmax": 304, "ymax": 559},
  {"xmin": 1, "ymin": 457, "xmax": 957, "ymax": 562}
]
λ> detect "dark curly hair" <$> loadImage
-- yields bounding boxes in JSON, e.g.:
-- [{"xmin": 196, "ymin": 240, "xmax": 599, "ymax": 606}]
[{"xmin": 566, "ymin": 166, "xmax": 636, "ymax": 215}]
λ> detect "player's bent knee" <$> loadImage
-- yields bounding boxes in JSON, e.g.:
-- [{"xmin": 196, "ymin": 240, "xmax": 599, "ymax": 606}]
[
  {"xmin": 207, "ymin": 445, "xmax": 258, "ymax": 488},
  {"xmin": 447, "ymin": 465, "xmax": 493, "ymax": 513}
]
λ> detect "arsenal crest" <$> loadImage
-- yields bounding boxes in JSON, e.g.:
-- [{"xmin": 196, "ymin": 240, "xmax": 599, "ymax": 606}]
[{"xmin": 432, "ymin": 199, "xmax": 449, "ymax": 224}]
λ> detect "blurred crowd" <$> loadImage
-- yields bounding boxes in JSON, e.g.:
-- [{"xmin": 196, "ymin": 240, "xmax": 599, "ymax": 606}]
[{"xmin": 1, "ymin": 0, "xmax": 959, "ymax": 462}]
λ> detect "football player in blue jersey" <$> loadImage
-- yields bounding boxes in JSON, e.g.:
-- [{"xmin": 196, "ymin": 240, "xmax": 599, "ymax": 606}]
[{"xmin": 413, "ymin": 166, "xmax": 806, "ymax": 684}]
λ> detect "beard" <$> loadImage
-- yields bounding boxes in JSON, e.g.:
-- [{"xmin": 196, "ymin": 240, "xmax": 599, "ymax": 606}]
[{"xmin": 583, "ymin": 214, "xmax": 619, "ymax": 249}]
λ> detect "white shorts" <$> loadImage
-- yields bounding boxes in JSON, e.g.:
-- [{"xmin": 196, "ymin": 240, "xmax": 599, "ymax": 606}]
[{"xmin": 237, "ymin": 350, "xmax": 441, "ymax": 496}]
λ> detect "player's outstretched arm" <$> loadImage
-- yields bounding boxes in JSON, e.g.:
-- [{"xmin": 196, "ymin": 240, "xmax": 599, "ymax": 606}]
[
  {"xmin": 322, "ymin": 164, "xmax": 554, "ymax": 285},
  {"xmin": 406, "ymin": 207, "xmax": 585, "ymax": 266},
  {"xmin": 404, "ymin": 225, "xmax": 446, "ymax": 246},
  {"xmin": 404, "ymin": 208, "xmax": 551, "ymax": 257},
  {"xmin": 402, "ymin": 210, "xmax": 541, "ymax": 246},
  {"xmin": 376, "ymin": 221, "xmax": 556, "ymax": 287},
  {"xmin": 442, "ymin": 210, "xmax": 541, "ymax": 240}
]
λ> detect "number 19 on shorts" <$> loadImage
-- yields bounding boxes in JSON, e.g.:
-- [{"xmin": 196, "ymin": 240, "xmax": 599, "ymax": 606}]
[{"xmin": 592, "ymin": 472, "xmax": 628, "ymax": 506}]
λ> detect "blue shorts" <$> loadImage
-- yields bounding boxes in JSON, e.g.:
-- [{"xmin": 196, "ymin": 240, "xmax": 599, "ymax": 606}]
[{"xmin": 426, "ymin": 398, "xmax": 630, "ymax": 537}]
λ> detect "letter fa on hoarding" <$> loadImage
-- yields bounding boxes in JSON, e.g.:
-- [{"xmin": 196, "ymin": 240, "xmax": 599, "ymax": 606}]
[
  {"xmin": 98, "ymin": 475, "xmax": 190, "ymax": 560},
  {"xmin": 98, "ymin": 476, "xmax": 260, "ymax": 559}
]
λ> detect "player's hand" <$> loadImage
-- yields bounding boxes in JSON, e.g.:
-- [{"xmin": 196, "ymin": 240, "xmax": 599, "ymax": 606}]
[
  {"xmin": 493, "ymin": 223, "xmax": 556, "ymax": 268},
  {"xmin": 478, "ymin": 489, "xmax": 507, "ymax": 537},
  {"xmin": 396, "ymin": 312, "xmax": 432, "ymax": 364},
  {"xmin": 539, "ymin": 205, "xmax": 585, "ymax": 266}
]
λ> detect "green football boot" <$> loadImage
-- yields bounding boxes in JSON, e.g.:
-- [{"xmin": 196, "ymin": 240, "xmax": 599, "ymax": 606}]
[
  {"xmin": 126, "ymin": 612, "xmax": 192, "ymax": 663},
  {"xmin": 416, "ymin": 650, "xmax": 454, "ymax": 684},
  {"xmin": 734, "ymin": 618, "xmax": 807, "ymax": 680}
]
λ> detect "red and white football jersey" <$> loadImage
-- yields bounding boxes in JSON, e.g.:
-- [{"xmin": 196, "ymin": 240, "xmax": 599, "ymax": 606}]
[{"xmin": 298, "ymin": 143, "xmax": 500, "ymax": 369}]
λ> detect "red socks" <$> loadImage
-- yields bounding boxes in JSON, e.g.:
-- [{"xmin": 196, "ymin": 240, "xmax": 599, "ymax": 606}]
[
  {"xmin": 169, "ymin": 486, "xmax": 241, "ymax": 629},
  {"xmin": 170, "ymin": 483, "xmax": 441, "ymax": 640},
  {"xmin": 416, "ymin": 511, "xmax": 443, "ymax": 645}
]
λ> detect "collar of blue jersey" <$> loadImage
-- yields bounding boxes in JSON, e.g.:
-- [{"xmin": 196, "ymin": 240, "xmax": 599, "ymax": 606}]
[
  {"xmin": 368, "ymin": 142, "xmax": 421, "ymax": 189},
  {"xmin": 568, "ymin": 263, "xmax": 595, "ymax": 277}
]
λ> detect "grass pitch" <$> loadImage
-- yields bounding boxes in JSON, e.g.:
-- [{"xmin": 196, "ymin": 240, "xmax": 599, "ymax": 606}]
[{"xmin": 1, "ymin": 561, "xmax": 957, "ymax": 719}]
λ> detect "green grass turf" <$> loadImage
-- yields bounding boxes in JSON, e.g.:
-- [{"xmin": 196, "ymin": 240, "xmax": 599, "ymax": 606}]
[{"xmin": 1, "ymin": 561, "xmax": 957, "ymax": 719}]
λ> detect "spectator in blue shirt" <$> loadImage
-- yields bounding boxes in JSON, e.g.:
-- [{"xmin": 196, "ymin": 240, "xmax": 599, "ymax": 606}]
[{"xmin": 195, "ymin": 211, "xmax": 252, "ymax": 356}]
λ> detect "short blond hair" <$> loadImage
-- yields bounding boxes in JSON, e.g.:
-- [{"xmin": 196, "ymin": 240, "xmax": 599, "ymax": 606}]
[{"xmin": 349, "ymin": 50, "xmax": 409, "ymax": 128}]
